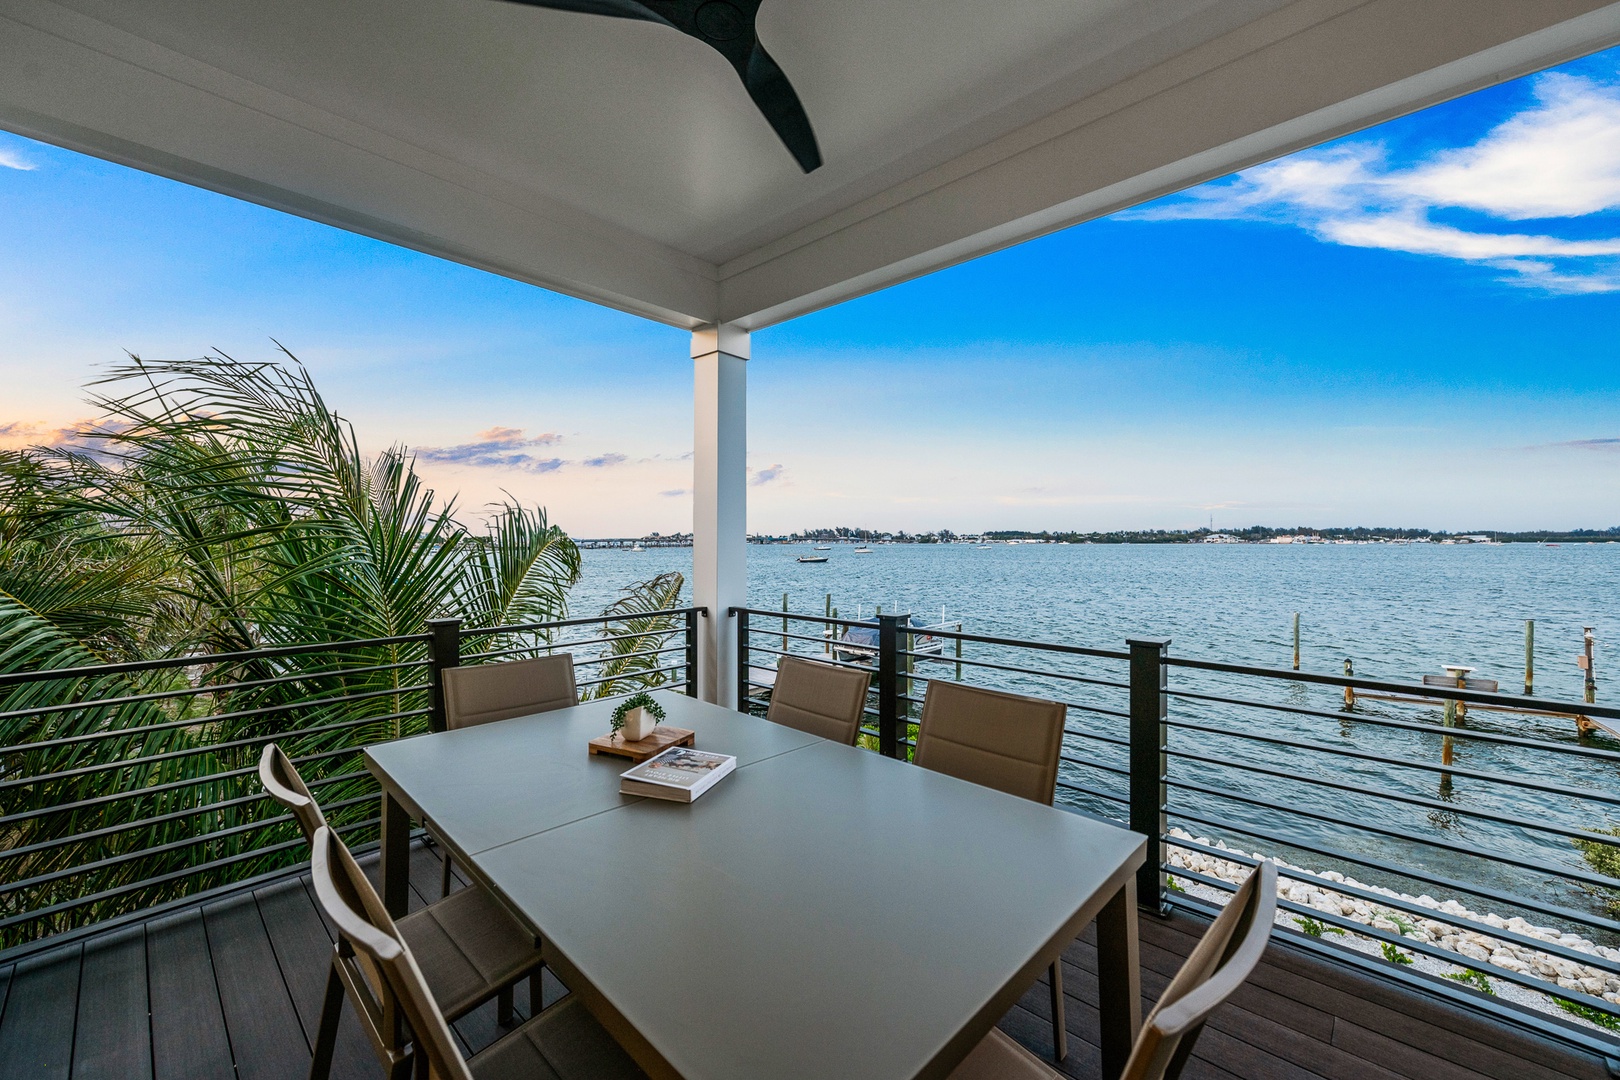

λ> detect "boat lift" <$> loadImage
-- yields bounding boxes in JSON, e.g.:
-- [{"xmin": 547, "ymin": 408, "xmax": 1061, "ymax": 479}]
[{"xmin": 1345, "ymin": 630, "xmax": 1612, "ymax": 741}]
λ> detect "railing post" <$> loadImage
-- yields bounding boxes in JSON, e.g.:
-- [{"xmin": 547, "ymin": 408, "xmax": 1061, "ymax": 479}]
[
  {"xmin": 426, "ymin": 617, "xmax": 462, "ymax": 734},
  {"xmin": 736, "ymin": 609, "xmax": 751, "ymax": 714},
  {"xmin": 1128, "ymin": 637, "xmax": 1170, "ymax": 914},
  {"xmin": 877, "ymin": 613, "xmax": 903, "ymax": 758},
  {"xmin": 685, "ymin": 609, "xmax": 700, "ymax": 697}
]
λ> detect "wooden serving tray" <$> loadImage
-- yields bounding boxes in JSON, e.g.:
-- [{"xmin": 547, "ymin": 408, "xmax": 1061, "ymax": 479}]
[{"xmin": 588, "ymin": 726, "xmax": 695, "ymax": 762}]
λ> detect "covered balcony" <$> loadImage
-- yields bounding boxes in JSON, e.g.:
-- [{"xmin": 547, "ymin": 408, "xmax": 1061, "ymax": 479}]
[{"xmin": 4, "ymin": 2, "xmax": 1620, "ymax": 1077}]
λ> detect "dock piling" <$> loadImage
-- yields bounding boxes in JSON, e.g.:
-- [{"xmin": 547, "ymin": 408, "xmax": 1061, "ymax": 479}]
[
  {"xmin": 1343, "ymin": 659, "xmax": 1355, "ymax": 709},
  {"xmin": 1524, "ymin": 620, "xmax": 1534, "ymax": 696},
  {"xmin": 1584, "ymin": 627, "xmax": 1598, "ymax": 705},
  {"xmin": 1292, "ymin": 613, "xmax": 1301, "ymax": 671}
]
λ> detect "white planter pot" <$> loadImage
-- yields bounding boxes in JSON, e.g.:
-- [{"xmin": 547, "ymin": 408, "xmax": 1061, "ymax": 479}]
[{"xmin": 620, "ymin": 707, "xmax": 657, "ymax": 742}]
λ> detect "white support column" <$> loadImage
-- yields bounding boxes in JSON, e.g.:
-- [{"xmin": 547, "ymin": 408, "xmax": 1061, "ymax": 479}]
[{"xmin": 691, "ymin": 323, "xmax": 749, "ymax": 706}]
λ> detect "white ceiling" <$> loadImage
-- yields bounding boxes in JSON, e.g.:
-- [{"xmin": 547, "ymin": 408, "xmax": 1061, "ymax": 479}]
[{"xmin": 4, "ymin": 0, "xmax": 1620, "ymax": 328}]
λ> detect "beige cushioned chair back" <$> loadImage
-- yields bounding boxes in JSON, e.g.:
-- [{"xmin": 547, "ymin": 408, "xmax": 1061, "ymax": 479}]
[
  {"xmin": 915, "ymin": 681, "xmax": 1066, "ymax": 805},
  {"xmin": 766, "ymin": 657, "xmax": 872, "ymax": 744},
  {"xmin": 308, "ymin": 825, "xmax": 476, "ymax": 1080},
  {"xmin": 258, "ymin": 743, "xmax": 327, "ymax": 844},
  {"xmin": 443, "ymin": 654, "xmax": 577, "ymax": 729},
  {"xmin": 949, "ymin": 861, "xmax": 1279, "ymax": 1080},
  {"xmin": 1120, "ymin": 860, "xmax": 1279, "ymax": 1080}
]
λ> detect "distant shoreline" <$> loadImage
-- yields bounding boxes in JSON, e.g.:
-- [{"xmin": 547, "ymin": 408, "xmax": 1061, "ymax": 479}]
[
  {"xmin": 580, "ymin": 528, "xmax": 1620, "ymax": 547},
  {"xmin": 737, "ymin": 527, "xmax": 1620, "ymax": 546}
]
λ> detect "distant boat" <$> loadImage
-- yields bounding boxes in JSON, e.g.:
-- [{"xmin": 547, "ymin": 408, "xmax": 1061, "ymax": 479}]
[
  {"xmin": 796, "ymin": 555, "xmax": 829, "ymax": 563},
  {"xmin": 629, "ymin": 543, "xmax": 644, "ymax": 552},
  {"xmin": 813, "ymin": 544, "xmax": 832, "ymax": 550},
  {"xmin": 852, "ymin": 546, "xmax": 873, "ymax": 554}
]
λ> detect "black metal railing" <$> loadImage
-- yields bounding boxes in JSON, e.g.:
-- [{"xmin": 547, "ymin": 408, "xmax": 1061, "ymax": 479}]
[
  {"xmin": 732, "ymin": 605, "xmax": 1620, "ymax": 1053},
  {"xmin": 0, "ymin": 607, "xmax": 700, "ymax": 952}
]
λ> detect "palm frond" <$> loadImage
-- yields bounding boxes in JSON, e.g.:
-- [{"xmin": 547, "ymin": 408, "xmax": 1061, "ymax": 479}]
[{"xmin": 582, "ymin": 572, "xmax": 687, "ymax": 700}]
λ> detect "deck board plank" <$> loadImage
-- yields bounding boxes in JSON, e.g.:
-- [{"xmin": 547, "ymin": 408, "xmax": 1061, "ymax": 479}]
[
  {"xmin": 72, "ymin": 924, "xmax": 152, "ymax": 1080},
  {"xmin": 5, "ymin": 839, "xmax": 1612, "ymax": 1080},
  {"xmin": 202, "ymin": 891, "xmax": 310, "ymax": 1080},
  {"xmin": 0, "ymin": 943, "xmax": 81, "ymax": 1080},
  {"xmin": 255, "ymin": 877, "xmax": 383, "ymax": 1080},
  {"xmin": 1147, "ymin": 911, "xmax": 1605, "ymax": 1079},
  {"xmin": 147, "ymin": 908, "xmax": 236, "ymax": 1080}
]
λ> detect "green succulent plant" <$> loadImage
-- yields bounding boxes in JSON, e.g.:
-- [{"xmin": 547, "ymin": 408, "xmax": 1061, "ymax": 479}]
[{"xmin": 611, "ymin": 691, "xmax": 666, "ymax": 734}]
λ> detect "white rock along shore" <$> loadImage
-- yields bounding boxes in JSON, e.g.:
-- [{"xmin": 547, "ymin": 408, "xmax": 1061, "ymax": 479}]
[{"xmin": 1166, "ymin": 828, "xmax": 1620, "ymax": 1033}]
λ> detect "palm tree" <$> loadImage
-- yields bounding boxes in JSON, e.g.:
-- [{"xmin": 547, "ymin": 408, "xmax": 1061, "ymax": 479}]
[{"xmin": 0, "ymin": 349, "xmax": 681, "ymax": 945}]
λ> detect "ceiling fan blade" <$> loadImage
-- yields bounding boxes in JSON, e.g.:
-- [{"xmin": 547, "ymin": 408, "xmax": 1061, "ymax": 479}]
[
  {"xmin": 741, "ymin": 42, "xmax": 822, "ymax": 173},
  {"xmin": 495, "ymin": 0, "xmax": 822, "ymax": 172}
]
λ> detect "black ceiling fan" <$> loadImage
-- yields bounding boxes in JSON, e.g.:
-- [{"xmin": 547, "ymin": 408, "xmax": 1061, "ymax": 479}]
[{"xmin": 496, "ymin": 0, "xmax": 822, "ymax": 172}]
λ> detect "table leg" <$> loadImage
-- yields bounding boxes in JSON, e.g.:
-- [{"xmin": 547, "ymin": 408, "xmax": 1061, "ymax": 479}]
[
  {"xmin": 380, "ymin": 790, "xmax": 411, "ymax": 918},
  {"xmin": 1097, "ymin": 876, "xmax": 1142, "ymax": 1080}
]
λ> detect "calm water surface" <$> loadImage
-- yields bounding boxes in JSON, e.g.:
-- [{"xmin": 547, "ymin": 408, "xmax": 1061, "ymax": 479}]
[{"xmin": 573, "ymin": 542, "xmax": 1620, "ymax": 933}]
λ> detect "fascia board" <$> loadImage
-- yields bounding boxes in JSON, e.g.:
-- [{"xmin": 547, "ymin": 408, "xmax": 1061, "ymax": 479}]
[
  {"xmin": 0, "ymin": 0, "xmax": 720, "ymax": 327},
  {"xmin": 716, "ymin": 0, "xmax": 1620, "ymax": 330}
]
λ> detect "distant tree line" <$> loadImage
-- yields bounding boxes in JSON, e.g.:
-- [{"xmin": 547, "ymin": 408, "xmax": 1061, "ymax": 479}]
[
  {"xmin": 756, "ymin": 525, "xmax": 1620, "ymax": 545},
  {"xmin": 987, "ymin": 526, "xmax": 1620, "ymax": 544}
]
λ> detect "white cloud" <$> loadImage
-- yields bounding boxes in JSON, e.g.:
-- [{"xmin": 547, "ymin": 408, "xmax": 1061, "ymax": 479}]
[
  {"xmin": 1128, "ymin": 71, "xmax": 1620, "ymax": 292},
  {"xmin": 1407, "ymin": 74, "xmax": 1620, "ymax": 219},
  {"xmin": 0, "ymin": 146, "xmax": 35, "ymax": 171}
]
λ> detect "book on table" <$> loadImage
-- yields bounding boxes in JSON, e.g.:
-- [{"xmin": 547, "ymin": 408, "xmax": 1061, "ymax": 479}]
[{"xmin": 619, "ymin": 746, "xmax": 736, "ymax": 803}]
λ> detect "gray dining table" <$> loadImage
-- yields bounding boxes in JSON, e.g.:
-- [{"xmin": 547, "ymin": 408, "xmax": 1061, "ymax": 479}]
[{"xmin": 365, "ymin": 691, "xmax": 1145, "ymax": 1080}]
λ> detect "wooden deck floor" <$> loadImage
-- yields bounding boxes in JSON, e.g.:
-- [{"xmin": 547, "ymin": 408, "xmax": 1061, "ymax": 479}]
[{"xmin": 0, "ymin": 842, "xmax": 1612, "ymax": 1079}]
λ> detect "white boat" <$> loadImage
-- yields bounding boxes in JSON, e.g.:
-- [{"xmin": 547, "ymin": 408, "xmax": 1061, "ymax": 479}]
[
  {"xmin": 813, "ymin": 544, "xmax": 832, "ymax": 550},
  {"xmin": 628, "ymin": 543, "xmax": 644, "ymax": 552},
  {"xmin": 852, "ymin": 546, "xmax": 873, "ymax": 554},
  {"xmin": 830, "ymin": 611, "xmax": 957, "ymax": 664},
  {"xmin": 796, "ymin": 555, "xmax": 828, "ymax": 563}
]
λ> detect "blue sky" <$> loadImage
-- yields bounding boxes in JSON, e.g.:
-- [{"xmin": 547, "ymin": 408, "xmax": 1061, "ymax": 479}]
[{"xmin": 2, "ymin": 47, "xmax": 1618, "ymax": 536}]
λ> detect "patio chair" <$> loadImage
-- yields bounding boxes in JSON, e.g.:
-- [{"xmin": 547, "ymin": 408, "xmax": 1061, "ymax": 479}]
[
  {"xmin": 258, "ymin": 745, "xmax": 545, "ymax": 1075},
  {"xmin": 915, "ymin": 680, "xmax": 1068, "ymax": 1059},
  {"xmin": 443, "ymin": 654, "xmax": 578, "ymax": 729},
  {"xmin": 307, "ymin": 824, "xmax": 646, "ymax": 1080},
  {"xmin": 765, "ymin": 656, "xmax": 872, "ymax": 744},
  {"xmin": 436, "ymin": 654, "xmax": 577, "ymax": 895},
  {"xmin": 949, "ymin": 861, "xmax": 1279, "ymax": 1080}
]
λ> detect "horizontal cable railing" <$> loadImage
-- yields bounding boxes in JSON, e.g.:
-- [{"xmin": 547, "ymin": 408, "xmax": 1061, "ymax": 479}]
[
  {"xmin": 0, "ymin": 606, "xmax": 700, "ymax": 950},
  {"xmin": 731, "ymin": 605, "xmax": 1620, "ymax": 1053}
]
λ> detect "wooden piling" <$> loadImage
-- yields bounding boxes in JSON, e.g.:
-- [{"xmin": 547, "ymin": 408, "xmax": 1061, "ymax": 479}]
[
  {"xmin": 1524, "ymin": 620, "xmax": 1534, "ymax": 696},
  {"xmin": 1584, "ymin": 627, "xmax": 1597, "ymax": 705},
  {"xmin": 1343, "ymin": 659, "xmax": 1355, "ymax": 708},
  {"xmin": 956, "ymin": 628, "xmax": 964, "ymax": 682},
  {"xmin": 781, "ymin": 592, "xmax": 788, "ymax": 652},
  {"xmin": 1292, "ymin": 613, "xmax": 1301, "ymax": 671}
]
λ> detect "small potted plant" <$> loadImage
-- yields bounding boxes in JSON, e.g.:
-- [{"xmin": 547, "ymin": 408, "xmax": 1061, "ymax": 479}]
[{"xmin": 611, "ymin": 692, "xmax": 666, "ymax": 742}]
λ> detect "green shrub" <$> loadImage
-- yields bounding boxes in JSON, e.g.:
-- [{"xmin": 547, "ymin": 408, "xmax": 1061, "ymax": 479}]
[
  {"xmin": 1294, "ymin": 916, "xmax": 1343, "ymax": 938},
  {"xmin": 1553, "ymin": 996, "xmax": 1620, "ymax": 1031},
  {"xmin": 1572, "ymin": 826, "xmax": 1620, "ymax": 918},
  {"xmin": 1443, "ymin": 969, "xmax": 1493, "ymax": 994}
]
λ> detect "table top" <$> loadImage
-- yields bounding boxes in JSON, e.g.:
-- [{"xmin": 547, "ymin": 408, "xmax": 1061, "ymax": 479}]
[
  {"xmin": 366, "ymin": 692, "xmax": 1144, "ymax": 1080},
  {"xmin": 365, "ymin": 693, "xmax": 820, "ymax": 856}
]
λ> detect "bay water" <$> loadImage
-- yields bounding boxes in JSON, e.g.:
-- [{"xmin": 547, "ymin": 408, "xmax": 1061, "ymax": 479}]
[{"xmin": 572, "ymin": 541, "xmax": 1620, "ymax": 933}]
